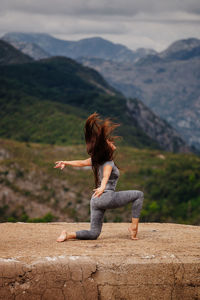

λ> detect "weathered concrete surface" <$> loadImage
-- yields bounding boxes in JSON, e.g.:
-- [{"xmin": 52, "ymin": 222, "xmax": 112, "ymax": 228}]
[{"xmin": 0, "ymin": 222, "xmax": 199, "ymax": 300}]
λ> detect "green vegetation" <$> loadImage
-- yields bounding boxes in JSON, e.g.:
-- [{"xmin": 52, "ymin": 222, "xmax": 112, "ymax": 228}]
[
  {"xmin": 0, "ymin": 95, "xmax": 87, "ymax": 145},
  {"xmin": 7, "ymin": 212, "xmax": 56, "ymax": 223},
  {"xmin": 142, "ymin": 158, "xmax": 200, "ymax": 224},
  {"xmin": 0, "ymin": 138, "xmax": 199, "ymax": 225}
]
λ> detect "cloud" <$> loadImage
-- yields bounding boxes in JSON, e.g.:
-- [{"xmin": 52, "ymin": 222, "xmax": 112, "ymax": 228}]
[
  {"xmin": 0, "ymin": 0, "xmax": 200, "ymax": 51},
  {"xmin": 1, "ymin": 0, "xmax": 200, "ymax": 16},
  {"xmin": 0, "ymin": 11, "xmax": 128, "ymax": 35}
]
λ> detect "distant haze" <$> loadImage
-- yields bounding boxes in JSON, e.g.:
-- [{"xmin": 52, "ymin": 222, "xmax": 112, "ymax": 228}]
[{"xmin": 0, "ymin": 0, "xmax": 200, "ymax": 51}]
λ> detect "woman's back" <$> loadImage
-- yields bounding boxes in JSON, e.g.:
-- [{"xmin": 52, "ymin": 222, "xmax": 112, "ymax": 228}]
[{"xmin": 98, "ymin": 160, "xmax": 120, "ymax": 191}]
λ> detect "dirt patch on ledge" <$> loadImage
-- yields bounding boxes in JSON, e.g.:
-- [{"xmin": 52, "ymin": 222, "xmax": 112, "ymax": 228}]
[{"xmin": 0, "ymin": 222, "xmax": 199, "ymax": 264}]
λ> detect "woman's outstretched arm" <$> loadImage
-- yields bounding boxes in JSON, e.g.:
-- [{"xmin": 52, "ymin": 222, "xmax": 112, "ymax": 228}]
[{"xmin": 54, "ymin": 158, "xmax": 91, "ymax": 170}]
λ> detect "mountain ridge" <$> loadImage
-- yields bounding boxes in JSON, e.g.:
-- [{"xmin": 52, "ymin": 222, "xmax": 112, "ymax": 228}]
[{"xmin": 2, "ymin": 32, "xmax": 157, "ymax": 63}]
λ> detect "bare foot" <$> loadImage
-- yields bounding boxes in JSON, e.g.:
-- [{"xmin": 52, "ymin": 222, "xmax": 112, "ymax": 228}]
[
  {"xmin": 128, "ymin": 225, "xmax": 139, "ymax": 240},
  {"xmin": 56, "ymin": 230, "xmax": 68, "ymax": 242}
]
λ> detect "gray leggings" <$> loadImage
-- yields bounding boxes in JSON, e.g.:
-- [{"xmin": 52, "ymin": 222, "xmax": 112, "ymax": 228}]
[{"xmin": 76, "ymin": 189, "xmax": 144, "ymax": 240}]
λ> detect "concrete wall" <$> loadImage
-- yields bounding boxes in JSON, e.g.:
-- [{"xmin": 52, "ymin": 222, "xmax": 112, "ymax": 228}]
[{"xmin": 0, "ymin": 222, "xmax": 199, "ymax": 299}]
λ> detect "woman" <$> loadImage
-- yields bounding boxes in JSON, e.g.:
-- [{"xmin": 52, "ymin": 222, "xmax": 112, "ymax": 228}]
[{"xmin": 54, "ymin": 112, "xmax": 144, "ymax": 242}]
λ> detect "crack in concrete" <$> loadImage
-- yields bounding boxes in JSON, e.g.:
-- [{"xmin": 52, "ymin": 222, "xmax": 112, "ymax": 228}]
[{"xmin": 170, "ymin": 254, "xmax": 192, "ymax": 300}]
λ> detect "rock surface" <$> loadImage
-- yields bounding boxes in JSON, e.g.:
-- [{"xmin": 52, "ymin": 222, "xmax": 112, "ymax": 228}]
[{"xmin": 0, "ymin": 222, "xmax": 199, "ymax": 299}]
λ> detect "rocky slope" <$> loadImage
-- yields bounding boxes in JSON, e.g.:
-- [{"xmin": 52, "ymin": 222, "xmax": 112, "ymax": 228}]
[{"xmin": 126, "ymin": 98, "xmax": 192, "ymax": 153}]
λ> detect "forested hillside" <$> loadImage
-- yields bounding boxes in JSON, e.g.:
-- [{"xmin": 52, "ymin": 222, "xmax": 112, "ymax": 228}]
[{"xmin": 0, "ymin": 55, "xmax": 159, "ymax": 149}]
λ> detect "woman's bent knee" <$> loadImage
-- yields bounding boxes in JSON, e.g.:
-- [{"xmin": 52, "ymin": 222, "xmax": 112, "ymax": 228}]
[
  {"xmin": 140, "ymin": 191, "xmax": 144, "ymax": 198},
  {"xmin": 137, "ymin": 190, "xmax": 144, "ymax": 199},
  {"xmin": 89, "ymin": 231, "xmax": 100, "ymax": 240}
]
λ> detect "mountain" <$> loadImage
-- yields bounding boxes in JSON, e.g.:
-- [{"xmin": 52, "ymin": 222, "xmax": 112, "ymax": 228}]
[
  {"xmin": 0, "ymin": 39, "xmax": 33, "ymax": 65},
  {"xmin": 0, "ymin": 42, "xmax": 193, "ymax": 153},
  {"xmin": 2, "ymin": 32, "xmax": 157, "ymax": 63},
  {"xmin": 78, "ymin": 38, "xmax": 200, "ymax": 151},
  {"xmin": 134, "ymin": 47, "xmax": 157, "ymax": 61},
  {"xmin": 135, "ymin": 37, "xmax": 200, "ymax": 65},
  {"xmin": 158, "ymin": 38, "xmax": 200, "ymax": 60}
]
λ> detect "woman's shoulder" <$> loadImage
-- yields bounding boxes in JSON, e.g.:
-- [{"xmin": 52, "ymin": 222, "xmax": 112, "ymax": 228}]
[{"xmin": 101, "ymin": 160, "xmax": 115, "ymax": 167}]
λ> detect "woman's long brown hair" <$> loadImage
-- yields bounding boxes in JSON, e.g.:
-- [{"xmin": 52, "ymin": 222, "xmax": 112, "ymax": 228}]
[{"xmin": 84, "ymin": 112, "xmax": 121, "ymax": 188}]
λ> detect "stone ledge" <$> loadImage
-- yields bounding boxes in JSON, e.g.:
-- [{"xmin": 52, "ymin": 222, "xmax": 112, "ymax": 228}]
[{"xmin": 0, "ymin": 222, "xmax": 199, "ymax": 299}]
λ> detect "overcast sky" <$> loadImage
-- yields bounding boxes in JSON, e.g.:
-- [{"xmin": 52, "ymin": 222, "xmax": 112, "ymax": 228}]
[{"xmin": 0, "ymin": 0, "xmax": 200, "ymax": 51}]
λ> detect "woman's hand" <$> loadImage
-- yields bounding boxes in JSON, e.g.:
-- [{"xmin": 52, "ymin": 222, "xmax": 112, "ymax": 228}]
[
  {"xmin": 93, "ymin": 186, "xmax": 105, "ymax": 198},
  {"xmin": 54, "ymin": 161, "xmax": 66, "ymax": 170}
]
